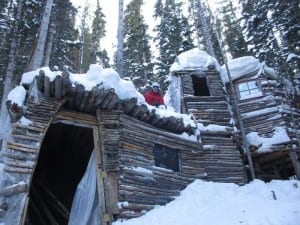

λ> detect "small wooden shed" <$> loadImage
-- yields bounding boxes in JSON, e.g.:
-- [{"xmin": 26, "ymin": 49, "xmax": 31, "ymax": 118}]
[
  {"xmin": 223, "ymin": 56, "xmax": 300, "ymax": 180},
  {"xmin": 0, "ymin": 64, "xmax": 246, "ymax": 225}
]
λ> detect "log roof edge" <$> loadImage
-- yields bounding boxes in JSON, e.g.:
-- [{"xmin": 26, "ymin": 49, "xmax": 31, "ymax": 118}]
[{"xmin": 20, "ymin": 70, "xmax": 197, "ymax": 136}]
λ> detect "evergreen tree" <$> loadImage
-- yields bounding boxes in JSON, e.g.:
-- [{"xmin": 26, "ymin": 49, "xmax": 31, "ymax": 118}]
[
  {"xmin": 216, "ymin": 0, "xmax": 248, "ymax": 59},
  {"xmin": 50, "ymin": 0, "xmax": 79, "ymax": 72},
  {"xmin": 154, "ymin": 0, "xmax": 194, "ymax": 90},
  {"xmin": 91, "ymin": 0, "xmax": 110, "ymax": 68},
  {"xmin": 123, "ymin": 0, "xmax": 153, "ymax": 88},
  {"xmin": 188, "ymin": 0, "xmax": 223, "ymax": 64},
  {"xmin": 240, "ymin": 0, "xmax": 280, "ymax": 66}
]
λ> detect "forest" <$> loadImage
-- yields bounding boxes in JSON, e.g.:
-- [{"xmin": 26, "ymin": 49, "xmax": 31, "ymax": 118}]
[{"xmin": 0, "ymin": 0, "xmax": 299, "ymax": 116}]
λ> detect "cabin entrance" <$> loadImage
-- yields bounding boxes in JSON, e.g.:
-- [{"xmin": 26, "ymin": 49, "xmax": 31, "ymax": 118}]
[
  {"xmin": 191, "ymin": 75, "xmax": 210, "ymax": 96},
  {"xmin": 25, "ymin": 122, "xmax": 94, "ymax": 225}
]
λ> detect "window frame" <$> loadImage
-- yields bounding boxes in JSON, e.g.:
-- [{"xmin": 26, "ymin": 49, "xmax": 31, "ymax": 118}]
[
  {"xmin": 153, "ymin": 144, "xmax": 181, "ymax": 172},
  {"xmin": 236, "ymin": 79, "xmax": 263, "ymax": 101}
]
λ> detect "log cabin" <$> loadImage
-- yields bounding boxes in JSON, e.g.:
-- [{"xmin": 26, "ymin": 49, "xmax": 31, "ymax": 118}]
[
  {"xmin": 0, "ymin": 48, "xmax": 298, "ymax": 225},
  {"xmin": 221, "ymin": 56, "xmax": 300, "ymax": 181}
]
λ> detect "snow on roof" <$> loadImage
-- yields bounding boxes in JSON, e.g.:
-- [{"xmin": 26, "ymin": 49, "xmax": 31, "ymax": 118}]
[
  {"xmin": 170, "ymin": 48, "xmax": 218, "ymax": 72},
  {"xmin": 220, "ymin": 56, "xmax": 261, "ymax": 84},
  {"xmin": 246, "ymin": 127, "xmax": 291, "ymax": 153}
]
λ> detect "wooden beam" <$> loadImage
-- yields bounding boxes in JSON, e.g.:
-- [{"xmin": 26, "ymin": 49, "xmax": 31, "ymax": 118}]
[{"xmin": 93, "ymin": 125, "xmax": 108, "ymax": 225}]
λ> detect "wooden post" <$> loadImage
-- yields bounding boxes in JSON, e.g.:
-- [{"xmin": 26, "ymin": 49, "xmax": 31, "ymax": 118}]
[
  {"xmin": 93, "ymin": 126, "xmax": 108, "ymax": 225},
  {"xmin": 289, "ymin": 151, "xmax": 300, "ymax": 179}
]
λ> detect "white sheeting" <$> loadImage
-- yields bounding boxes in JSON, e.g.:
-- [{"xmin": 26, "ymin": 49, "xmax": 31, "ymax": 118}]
[{"xmin": 68, "ymin": 150, "xmax": 101, "ymax": 225}]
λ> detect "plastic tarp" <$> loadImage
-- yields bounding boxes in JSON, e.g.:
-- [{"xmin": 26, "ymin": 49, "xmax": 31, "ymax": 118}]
[{"xmin": 68, "ymin": 150, "xmax": 101, "ymax": 225}]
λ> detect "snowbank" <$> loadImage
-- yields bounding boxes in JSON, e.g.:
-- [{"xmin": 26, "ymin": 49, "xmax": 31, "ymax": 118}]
[{"xmin": 113, "ymin": 179, "xmax": 300, "ymax": 225}]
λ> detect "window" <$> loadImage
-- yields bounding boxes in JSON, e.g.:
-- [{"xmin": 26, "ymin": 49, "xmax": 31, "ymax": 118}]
[
  {"xmin": 153, "ymin": 144, "xmax": 181, "ymax": 172},
  {"xmin": 238, "ymin": 80, "xmax": 262, "ymax": 100}
]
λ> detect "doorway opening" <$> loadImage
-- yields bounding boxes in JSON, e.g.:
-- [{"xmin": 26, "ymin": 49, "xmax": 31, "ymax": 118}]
[
  {"xmin": 25, "ymin": 123, "xmax": 94, "ymax": 225},
  {"xmin": 191, "ymin": 75, "xmax": 210, "ymax": 96}
]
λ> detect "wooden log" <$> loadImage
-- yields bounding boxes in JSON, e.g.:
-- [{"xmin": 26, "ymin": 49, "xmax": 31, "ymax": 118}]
[
  {"xmin": 73, "ymin": 83, "xmax": 85, "ymax": 110},
  {"xmin": 54, "ymin": 75, "xmax": 63, "ymax": 99},
  {"xmin": 61, "ymin": 71, "xmax": 71, "ymax": 97},
  {"xmin": 36, "ymin": 70, "xmax": 45, "ymax": 92},
  {"xmin": 122, "ymin": 97, "xmax": 138, "ymax": 114},
  {"xmin": 67, "ymin": 86, "xmax": 76, "ymax": 109},
  {"xmin": 4, "ymin": 166, "xmax": 33, "ymax": 174},
  {"xmin": 136, "ymin": 104, "xmax": 150, "ymax": 121},
  {"xmin": 79, "ymin": 90, "xmax": 90, "ymax": 112},
  {"xmin": 6, "ymin": 141, "xmax": 40, "ymax": 154},
  {"xmin": 101, "ymin": 88, "xmax": 116, "ymax": 109},
  {"xmin": 85, "ymin": 86, "xmax": 98, "ymax": 113},
  {"xmin": 0, "ymin": 183, "xmax": 27, "ymax": 196},
  {"xmin": 94, "ymin": 88, "xmax": 110, "ymax": 109},
  {"xmin": 43, "ymin": 75, "xmax": 50, "ymax": 97},
  {"xmin": 4, "ymin": 160, "xmax": 34, "ymax": 169},
  {"xmin": 6, "ymin": 100, "xmax": 24, "ymax": 123}
]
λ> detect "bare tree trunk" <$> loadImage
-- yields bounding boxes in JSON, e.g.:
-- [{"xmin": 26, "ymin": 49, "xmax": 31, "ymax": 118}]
[
  {"xmin": 0, "ymin": 0, "xmax": 24, "ymax": 151},
  {"xmin": 116, "ymin": 0, "xmax": 124, "ymax": 77},
  {"xmin": 26, "ymin": 0, "xmax": 53, "ymax": 71},
  {"xmin": 43, "ymin": 24, "xmax": 55, "ymax": 67}
]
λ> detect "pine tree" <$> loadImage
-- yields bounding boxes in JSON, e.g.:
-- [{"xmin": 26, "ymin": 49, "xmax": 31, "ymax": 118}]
[
  {"xmin": 188, "ymin": 0, "xmax": 223, "ymax": 64},
  {"xmin": 154, "ymin": 0, "xmax": 194, "ymax": 90},
  {"xmin": 49, "ymin": 0, "xmax": 79, "ymax": 72},
  {"xmin": 91, "ymin": 0, "xmax": 110, "ymax": 68},
  {"xmin": 216, "ymin": 0, "xmax": 248, "ymax": 59},
  {"xmin": 123, "ymin": 0, "xmax": 153, "ymax": 88},
  {"xmin": 240, "ymin": 0, "xmax": 280, "ymax": 66}
]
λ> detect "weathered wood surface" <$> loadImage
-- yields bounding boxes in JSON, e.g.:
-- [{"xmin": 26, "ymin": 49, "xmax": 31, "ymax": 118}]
[
  {"xmin": 96, "ymin": 110, "xmax": 245, "ymax": 219},
  {"xmin": 226, "ymin": 74, "xmax": 300, "ymax": 180},
  {"xmin": 0, "ymin": 183, "xmax": 27, "ymax": 196},
  {"xmin": 16, "ymin": 71, "xmax": 196, "ymax": 135}
]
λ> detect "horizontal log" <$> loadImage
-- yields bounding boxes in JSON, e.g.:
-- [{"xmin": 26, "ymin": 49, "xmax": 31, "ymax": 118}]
[{"xmin": 0, "ymin": 183, "xmax": 28, "ymax": 196}]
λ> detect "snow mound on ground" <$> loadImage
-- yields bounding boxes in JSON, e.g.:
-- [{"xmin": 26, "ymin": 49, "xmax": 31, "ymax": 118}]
[{"xmin": 113, "ymin": 179, "xmax": 300, "ymax": 225}]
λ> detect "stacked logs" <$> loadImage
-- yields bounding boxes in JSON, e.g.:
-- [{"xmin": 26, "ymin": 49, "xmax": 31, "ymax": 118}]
[{"xmin": 12, "ymin": 70, "xmax": 196, "ymax": 135}]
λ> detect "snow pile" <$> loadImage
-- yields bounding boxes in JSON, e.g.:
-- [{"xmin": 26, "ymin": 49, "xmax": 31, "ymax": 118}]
[
  {"xmin": 7, "ymin": 65, "xmax": 202, "ymax": 140},
  {"xmin": 7, "ymin": 86, "xmax": 26, "ymax": 106},
  {"xmin": 220, "ymin": 56, "xmax": 261, "ymax": 83},
  {"xmin": 170, "ymin": 48, "xmax": 217, "ymax": 72},
  {"xmin": 113, "ymin": 179, "xmax": 300, "ymax": 225},
  {"xmin": 246, "ymin": 127, "xmax": 291, "ymax": 152}
]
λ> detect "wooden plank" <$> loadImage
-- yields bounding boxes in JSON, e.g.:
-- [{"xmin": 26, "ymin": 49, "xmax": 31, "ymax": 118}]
[
  {"xmin": 54, "ymin": 109, "xmax": 97, "ymax": 126},
  {"xmin": 0, "ymin": 183, "xmax": 27, "ymax": 196},
  {"xmin": 93, "ymin": 125, "xmax": 108, "ymax": 225},
  {"xmin": 105, "ymin": 172, "xmax": 119, "ymax": 214}
]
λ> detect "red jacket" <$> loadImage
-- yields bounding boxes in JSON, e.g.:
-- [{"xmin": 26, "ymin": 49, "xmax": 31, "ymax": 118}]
[{"xmin": 144, "ymin": 90, "xmax": 164, "ymax": 106}]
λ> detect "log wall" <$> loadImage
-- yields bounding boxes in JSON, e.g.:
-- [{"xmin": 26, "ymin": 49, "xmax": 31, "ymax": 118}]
[
  {"xmin": 96, "ymin": 110, "xmax": 245, "ymax": 219},
  {"xmin": 226, "ymin": 74, "xmax": 300, "ymax": 180}
]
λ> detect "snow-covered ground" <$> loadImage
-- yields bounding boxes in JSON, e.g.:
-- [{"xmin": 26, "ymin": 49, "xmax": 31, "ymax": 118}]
[{"xmin": 113, "ymin": 179, "xmax": 300, "ymax": 225}]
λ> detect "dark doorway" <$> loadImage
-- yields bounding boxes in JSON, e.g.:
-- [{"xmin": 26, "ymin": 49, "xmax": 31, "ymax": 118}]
[
  {"xmin": 26, "ymin": 123, "xmax": 94, "ymax": 225},
  {"xmin": 191, "ymin": 75, "xmax": 210, "ymax": 96}
]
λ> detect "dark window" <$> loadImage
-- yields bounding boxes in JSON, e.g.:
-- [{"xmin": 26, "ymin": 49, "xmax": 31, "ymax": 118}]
[
  {"xmin": 191, "ymin": 75, "xmax": 210, "ymax": 96},
  {"xmin": 153, "ymin": 144, "xmax": 180, "ymax": 172}
]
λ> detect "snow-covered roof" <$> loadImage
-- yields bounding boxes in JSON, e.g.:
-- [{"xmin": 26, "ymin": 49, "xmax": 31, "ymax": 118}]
[
  {"xmin": 220, "ymin": 56, "xmax": 261, "ymax": 83},
  {"xmin": 170, "ymin": 48, "xmax": 218, "ymax": 72}
]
